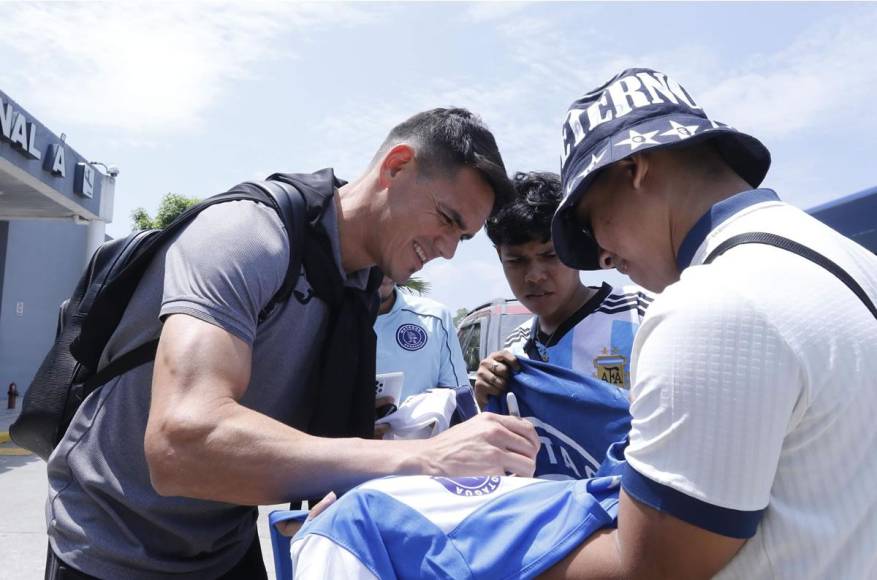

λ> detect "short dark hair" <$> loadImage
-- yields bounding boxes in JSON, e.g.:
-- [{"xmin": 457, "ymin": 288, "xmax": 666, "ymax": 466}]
[
  {"xmin": 376, "ymin": 108, "xmax": 513, "ymax": 210},
  {"xmin": 486, "ymin": 171, "xmax": 561, "ymax": 246}
]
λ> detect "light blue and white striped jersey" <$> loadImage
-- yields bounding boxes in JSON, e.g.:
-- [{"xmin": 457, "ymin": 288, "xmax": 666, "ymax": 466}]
[
  {"xmin": 271, "ymin": 362, "xmax": 632, "ymax": 580},
  {"xmin": 505, "ymin": 283, "xmax": 652, "ymax": 389},
  {"xmin": 289, "ymin": 473, "xmax": 622, "ymax": 580}
]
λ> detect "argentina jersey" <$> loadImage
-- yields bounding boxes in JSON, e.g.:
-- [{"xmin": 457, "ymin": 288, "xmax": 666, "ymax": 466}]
[{"xmin": 505, "ymin": 283, "xmax": 652, "ymax": 389}]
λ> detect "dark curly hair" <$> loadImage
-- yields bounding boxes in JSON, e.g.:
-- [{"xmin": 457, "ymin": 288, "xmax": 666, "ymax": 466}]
[{"xmin": 485, "ymin": 171, "xmax": 561, "ymax": 246}]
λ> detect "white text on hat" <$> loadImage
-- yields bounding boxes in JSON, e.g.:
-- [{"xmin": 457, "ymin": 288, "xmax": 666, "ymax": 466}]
[{"xmin": 561, "ymin": 71, "xmax": 701, "ymax": 168}]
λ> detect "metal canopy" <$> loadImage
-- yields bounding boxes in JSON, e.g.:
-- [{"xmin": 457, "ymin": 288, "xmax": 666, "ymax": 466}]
[{"xmin": 0, "ymin": 156, "xmax": 100, "ymax": 220}]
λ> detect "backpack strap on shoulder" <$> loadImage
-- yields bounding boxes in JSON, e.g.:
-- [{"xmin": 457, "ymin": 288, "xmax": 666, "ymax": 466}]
[
  {"xmin": 704, "ymin": 232, "xmax": 877, "ymax": 320},
  {"xmin": 82, "ymin": 339, "xmax": 160, "ymax": 391},
  {"xmin": 251, "ymin": 180, "xmax": 307, "ymax": 323},
  {"xmin": 112, "ymin": 191, "xmax": 272, "ymax": 280},
  {"xmin": 78, "ymin": 183, "xmax": 306, "ymax": 390}
]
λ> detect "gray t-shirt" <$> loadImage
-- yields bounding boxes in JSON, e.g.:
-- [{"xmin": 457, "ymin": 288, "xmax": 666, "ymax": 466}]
[{"xmin": 46, "ymin": 198, "xmax": 368, "ymax": 579}]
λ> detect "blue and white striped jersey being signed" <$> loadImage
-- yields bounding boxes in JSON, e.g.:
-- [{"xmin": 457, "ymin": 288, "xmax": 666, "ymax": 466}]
[
  {"xmin": 290, "ymin": 470, "xmax": 624, "ymax": 580},
  {"xmin": 275, "ymin": 363, "xmax": 632, "ymax": 580}
]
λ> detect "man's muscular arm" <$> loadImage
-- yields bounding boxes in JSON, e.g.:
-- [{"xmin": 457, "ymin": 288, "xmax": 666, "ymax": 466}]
[{"xmin": 144, "ymin": 314, "xmax": 540, "ymax": 505}]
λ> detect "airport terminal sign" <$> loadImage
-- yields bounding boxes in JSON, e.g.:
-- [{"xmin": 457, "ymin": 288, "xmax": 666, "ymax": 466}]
[
  {"xmin": 0, "ymin": 97, "xmax": 42, "ymax": 160},
  {"xmin": 0, "ymin": 90, "xmax": 101, "ymax": 203}
]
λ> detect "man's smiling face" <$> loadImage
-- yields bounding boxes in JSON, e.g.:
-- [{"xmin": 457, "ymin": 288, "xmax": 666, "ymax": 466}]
[{"xmin": 380, "ymin": 163, "xmax": 494, "ymax": 282}]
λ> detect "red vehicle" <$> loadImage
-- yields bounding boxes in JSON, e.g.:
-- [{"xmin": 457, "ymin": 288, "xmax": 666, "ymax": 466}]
[{"xmin": 456, "ymin": 299, "xmax": 532, "ymax": 385}]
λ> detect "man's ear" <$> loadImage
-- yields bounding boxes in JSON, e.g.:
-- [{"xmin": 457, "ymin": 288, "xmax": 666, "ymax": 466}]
[
  {"xmin": 378, "ymin": 144, "xmax": 416, "ymax": 188},
  {"xmin": 627, "ymin": 152, "xmax": 649, "ymax": 190}
]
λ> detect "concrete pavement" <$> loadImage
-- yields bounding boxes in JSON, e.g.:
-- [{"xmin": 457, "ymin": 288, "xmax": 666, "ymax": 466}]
[{"xmin": 0, "ymin": 406, "xmax": 287, "ymax": 579}]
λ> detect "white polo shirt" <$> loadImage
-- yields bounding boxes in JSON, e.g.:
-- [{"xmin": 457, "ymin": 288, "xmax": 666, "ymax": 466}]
[
  {"xmin": 375, "ymin": 289, "xmax": 469, "ymax": 402},
  {"xmin": 623, "ymin": 189, "xmax": 877, "ymax": 579}
]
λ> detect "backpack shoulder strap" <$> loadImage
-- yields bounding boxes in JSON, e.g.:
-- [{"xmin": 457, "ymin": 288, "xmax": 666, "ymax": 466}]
[
  {"xmin": 704, "ymin": 232, "xmax": 877, "ymax": 319},
  {"xmin": 112, "ymin": 190, "xmax": 273, "ymax": 278},
  {"xmin": 83, "ymin": 339, "xmax": 160, "ymax": 390},
  {"xmin": 80, "ymin": 184, "xmax": 307, "ymax": 390},
  {"xmin": 250, "ymin": 180, "xmax": 307, "ymax": 322}
]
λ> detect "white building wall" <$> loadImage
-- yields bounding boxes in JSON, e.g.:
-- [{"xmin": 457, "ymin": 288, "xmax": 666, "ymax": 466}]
[{"xmin": 0, "ymin": 219, "xmax": 90, "ymax": 391}]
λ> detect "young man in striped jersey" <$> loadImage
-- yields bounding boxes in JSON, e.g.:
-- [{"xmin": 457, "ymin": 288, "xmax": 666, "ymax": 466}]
[{"xmin": 474, "ymin": 171, "xmax": 652, "ymax": 408}]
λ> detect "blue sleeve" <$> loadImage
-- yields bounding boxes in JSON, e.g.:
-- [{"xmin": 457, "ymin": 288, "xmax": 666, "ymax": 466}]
[{"xmin": 621, "ymin": 463, "xmax": 764, "ymax": 539}]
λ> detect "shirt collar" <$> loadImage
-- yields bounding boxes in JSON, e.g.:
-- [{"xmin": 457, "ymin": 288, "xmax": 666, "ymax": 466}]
[
  {"xmin": 390, "ymin": 288, "xmax": 405, "ymax": 314},
  {"xmin": 676, "ymin": 189, "xmax": 780, "ymax": 270},
  {"xmin": 378, "ymin": 288, "xmax": 406, "ymax": 318}
]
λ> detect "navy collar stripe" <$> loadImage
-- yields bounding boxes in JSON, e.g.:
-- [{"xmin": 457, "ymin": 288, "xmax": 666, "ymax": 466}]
[{"xmin": 676, "ymin": 189, "xmax": 780, "ymax": 270}]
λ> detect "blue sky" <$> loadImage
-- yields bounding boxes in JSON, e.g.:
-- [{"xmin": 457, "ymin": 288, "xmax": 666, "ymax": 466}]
[{"xmin": 2, "ymin": 2, "xmax": 875, "ymax": 312}]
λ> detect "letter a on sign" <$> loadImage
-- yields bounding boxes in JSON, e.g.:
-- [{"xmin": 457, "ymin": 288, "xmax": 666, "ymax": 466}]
[{"xmin": 51, "ymin": 144, "xmax": 66, "ymax": 177}]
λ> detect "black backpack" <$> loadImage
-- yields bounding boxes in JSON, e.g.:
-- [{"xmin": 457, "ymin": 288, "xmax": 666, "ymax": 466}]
[{"xmin": 11, "ymin": 178, "xmax": 305, "ymax": 460}]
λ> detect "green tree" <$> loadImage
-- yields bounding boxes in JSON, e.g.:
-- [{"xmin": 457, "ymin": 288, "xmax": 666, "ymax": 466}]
[
  {"xmin": 399, "ymin": 276, "xmax": 431, "ymax": 296},
  {"xmin": 131, "ymin": 193, "xmax": 202, "ymax": 230},
  {"xmin": 453, "ymin": 307, "xmax": 469, "ymax": 327}
]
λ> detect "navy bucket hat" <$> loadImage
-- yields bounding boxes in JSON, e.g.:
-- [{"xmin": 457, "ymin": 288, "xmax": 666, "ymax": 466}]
[{"xmin": 552, "ymin": 67, "xmax": 771, "ymax": 270}]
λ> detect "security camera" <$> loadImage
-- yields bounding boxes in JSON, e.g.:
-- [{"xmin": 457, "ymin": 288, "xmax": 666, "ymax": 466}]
[{"xmin": 89, "ymin": 161, "xmax": 121, "ymax": 178}]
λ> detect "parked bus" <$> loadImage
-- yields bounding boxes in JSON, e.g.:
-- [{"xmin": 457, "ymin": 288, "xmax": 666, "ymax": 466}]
[{"xmin": 808, "ymin": 185, "xmax": 877, "ymax": 253}]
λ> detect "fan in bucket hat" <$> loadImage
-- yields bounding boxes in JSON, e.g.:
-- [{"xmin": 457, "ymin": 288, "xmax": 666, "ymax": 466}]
[{"xmin": 552, "ymin": 67, "xmax": 771, "ymax": 270}]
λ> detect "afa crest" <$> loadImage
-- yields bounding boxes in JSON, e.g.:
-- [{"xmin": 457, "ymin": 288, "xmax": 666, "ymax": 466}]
[{"xmin": 593, "ymin": 353, "xmax": 629, "ymax": 389}]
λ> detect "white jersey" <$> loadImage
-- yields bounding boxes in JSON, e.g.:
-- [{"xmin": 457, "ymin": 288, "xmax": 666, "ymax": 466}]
[
  {"xmin": 374, "ymin": 290, "xmax": 469, "ymax": 402},
  {"xmin": 504, "ymin": 283, "xmax": 652, "ymax": 389},
  {"xmin": 625, "ymin": 189, "xmax": 877, "ymax": 578}
]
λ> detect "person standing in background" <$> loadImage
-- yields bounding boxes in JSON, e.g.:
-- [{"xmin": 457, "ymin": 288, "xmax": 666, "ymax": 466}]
[{"xmin": 374, "ymin": 277, "xmax": 469, "ymax": 402}]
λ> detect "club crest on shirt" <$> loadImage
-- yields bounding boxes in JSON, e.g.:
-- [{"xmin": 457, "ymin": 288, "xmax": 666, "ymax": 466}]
[
  {"xmin": 396, "ymin": 323, "xmax": 427, "ymax": 351},
  {"xmin": 432, "ymin": 476, "xmax": 501, "ymax": 497},
  {"xmin": 593, "ymin": 353, "xmax": 629, "ymax": 389}
]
